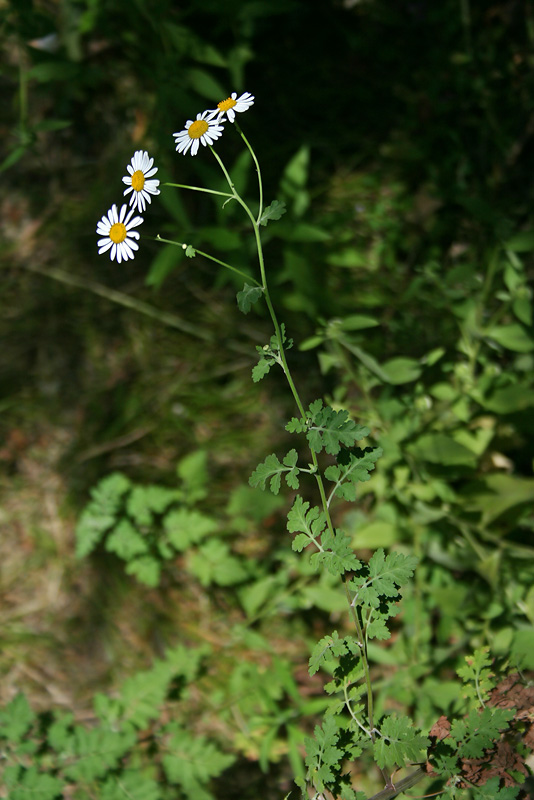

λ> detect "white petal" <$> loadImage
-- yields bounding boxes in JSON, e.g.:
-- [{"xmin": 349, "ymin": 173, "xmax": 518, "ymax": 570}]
[
  {"xmin": 98, "ymin": 240, "xmax": 113, "ymax": 254},
  {"xmin": 126, "ymin": 215, "xmax": 143, "ymax": 229}
]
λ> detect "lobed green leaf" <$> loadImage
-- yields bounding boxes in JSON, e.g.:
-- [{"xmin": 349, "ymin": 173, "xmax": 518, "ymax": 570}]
[
  {"xmin": 286, "ymin": 399, "xmax": 369, "ymax": 455},
  {"xmin": 249, "ymin": 450, "xmax": 301, "ymax": 494},
  {"xmin": 325, "ymin": 447, "xmax": 383, "ymax": 501},
  {"xmin": 259, "ymin": 199, "xmax": 287, "ymax": 226},
  {"xmin": 308, "ymin": 631, "xmax": 348, "ymax": 676},
  {"xmin": 350, "ymin": 549, "xmax": 418, "ymax": 608},
  {"xmin": 237, "ymin": 282, "xmax": 264, "ymax": 314},
  {"xmin": 373, "ymin": 714, "xmax": 429, "ymax": 770}
]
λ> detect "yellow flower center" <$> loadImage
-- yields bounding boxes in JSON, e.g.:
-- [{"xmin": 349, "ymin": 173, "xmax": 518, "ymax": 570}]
[
  {"xmin": 188, "ymin": 119, "xmax": 209, "ymax": 139},
  {"xmin": 131, "ymin": 170, "xmax": 145, "ymax": 192},
  {"xmin": 109, "ymin": 222, "xmax": 127, "ymax": 244},
  {"xmin": 218, "ymin": 97, "xmax": 236, "ymax": 112}
]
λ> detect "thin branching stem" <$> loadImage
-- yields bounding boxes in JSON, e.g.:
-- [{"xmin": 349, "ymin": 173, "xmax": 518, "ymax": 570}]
[
  {"xmin": 153, "ymin": 235, "xmax": 261, "ymax": 286},
  {"xmin": 209, "ymin": 140, "xmax": 387, "ymax": 781},
  {"xmin": 162, "ymin": 182, "xmax": 233, "ymax": 198}
]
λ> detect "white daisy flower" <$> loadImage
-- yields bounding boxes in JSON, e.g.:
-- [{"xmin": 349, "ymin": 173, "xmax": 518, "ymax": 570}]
[
  {"xmin": 173, "ymin": 110, "xmax": 225, "ymax": 156},
  {"xmin": 214, "ymin": 92, "xmax": 254, "ymax": 123},
  {"xmin": 122, "ymin": 150, "xmax": 160, "ymax": 213},
  {"xmin": 96, "ymin": 203, "xmax": 143, "ymax": 263}
]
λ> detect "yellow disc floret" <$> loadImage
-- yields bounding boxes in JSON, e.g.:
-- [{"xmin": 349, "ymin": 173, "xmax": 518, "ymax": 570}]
[
  {"xmin": 131, "ymin": 170, "xmax": 145, "ymax": 192},
  {"xmin": 188, "ymin": 119, "xmax": 209, "ymax": 139},
  {"xmin": 109, "ymin": 222, "xmax": 127, "ymax": 244},
  {"xmin": 218, "ymin": 97, "xmax": 237, "ymax": 112}
]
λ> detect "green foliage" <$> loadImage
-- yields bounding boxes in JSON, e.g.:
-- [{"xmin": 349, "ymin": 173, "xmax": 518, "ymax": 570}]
[
  {"xmin": 450, "ymin": 707, "xmax": 514, "ymax": 760},
  {"xmin": 249, "ymin": 448, "xmax": 301, "ymax": 494},
  {"xmin": 259, "ymin": 199, "xmax": 287, "ymax": 226},
  {"xmin": 188, "ymin": 539, "xmax": 249, "ymax": 586},
  {"xmin": 162, "ymin": 723, "xmax": 234, "ymax": 800},
  {"xmin": 373, "ymin": 714, "xmax": 429, "ymax": 770},
  {"xmin": 457, "ymin": 647, "xmax": 496, "ymax": 708},
  {"xmin": 286, "ymin": 399, "xmax": 370, "ymax": 455},
  {"xmin": 0, "ymin": 645, "xmax": 231, "ymax": 800},
  {"xmin": 349, "ymin": 549, "xmax": 418, "ymax": 610},
  {"xmin": 252, "ymin": 324, "xmax": 293, "ymax": 382},
  {"xmin": 431, "ymin": 707, "xmax": 517, "ymax": 798},
  {"xmin": 6, "ymin": 10, "xmax": 534, "ymax": 792},
  {"xmin": 324, "ymin": 447, "xmax": 383, "ymax": 502},
  {"xmin": 308, "ymin": 632, "xmax": 360, "ymax": 677},
  {"xmin": 237, "ymin": 282, "xmax": 264, "ymax": 314},
  {"xmin": 470, "ymin": 778, "xmax": 521, "ymax": 800},
  {"xmin": 75, "ymin": 451, "xmax": 250, "ymax": 589},
  {"xmin": 0, "ymin": 693, "xmax": 35, "ymax": 742},
  {"xmin": 301, "ymin": 715, "xmax": 366, "ymax": 800},
  {"xmin": 75, "ymin": 472, "xmax": 132, "ymax": 558},
  {"xmin": 4, "ymin": 767, "xmax": 64, "ymax": 800},
  {"xmin": 286, "ymin": 496, "xmax": 361, "ymax": 576}
]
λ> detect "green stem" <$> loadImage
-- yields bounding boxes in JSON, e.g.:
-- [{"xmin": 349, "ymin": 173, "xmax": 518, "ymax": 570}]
[
  {"xmin": 343, "ymin": 682, "xmax": 372, "ymax": 738},
  {"xmin": 162, "ymin": 182, "xmax": 233, "ymax": 198},
  {"xmin": 235, "ymin": 121, "xmax": 264, "ymax": 224},
  {"xmin": 153, "ymin": 235, "xmax": 261, "ymax": 287},
  {"xmin": 210, "ymin": 143, "xmax": 384, "ymax": 774}
]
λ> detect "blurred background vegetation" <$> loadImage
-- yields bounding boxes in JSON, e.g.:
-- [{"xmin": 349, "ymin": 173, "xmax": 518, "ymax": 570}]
[{"xmin": 1, "ymin": 0, "xmax": 534, "ymax": 798}]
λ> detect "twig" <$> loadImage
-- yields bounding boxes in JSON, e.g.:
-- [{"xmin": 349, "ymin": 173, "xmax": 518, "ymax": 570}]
[
  {"xmin": 17, "ymin": 262, "xmax": 213, "ymax": 341},
  {"xmin": 366, "ymin": 768, "xmax": 429, "ymax": 800}
]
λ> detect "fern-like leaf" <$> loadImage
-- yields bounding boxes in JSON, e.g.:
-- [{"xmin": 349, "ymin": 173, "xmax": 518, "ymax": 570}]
[
  {"xmin": 349, "ymin": 549, "xmax": 418, "ymax": 608},
  {"xmin": 324, "ymin": 447, "xmax": 382, "ymax": 501},
  {"xmin": 249, "ymin": 450, "xmax": 301, "ymax": 494},
  {"xmin": 373, "ymin": 714, "xmax": 429, "ymax": 770},
  {"xmin": 286, "ymin": 399, "xmax": 369, "ymax": 456}
]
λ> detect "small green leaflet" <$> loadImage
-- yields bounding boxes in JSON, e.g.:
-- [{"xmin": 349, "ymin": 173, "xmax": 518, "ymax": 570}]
[
  {"xmin": 456, "ymin": 646, "xmax": 495, "ymax": 706},
  {"xmin": 287, "ymin": 497, "xmax": 361, "ymax": 575},
  {"xmin": 4, "ymin": 767, "xmax": 63, "ymax": 799},
  {"xmin": 450, "ymin": 707, "xmax": 514, "ymax": 759},
  {"xmin": 252, "ymin": 354, "xmax": 274, "ymax": 382},
  {"xmin": 365, "ymin": 616, "xmax": 391, "ymax": 641},
  {"xmin": 373, "ymin": 714, "xmax": 430, "ymax": 770},
  {"xmin": 312, "ymin": 527, "xmax": 361, "ymax": 576},
  {"xmin": 188, "ymin": 539, "xmax": 248, "ymax": 587},
  {"xmin": 237, "ymin": 282, "xmax": 264, "ymax": 314},
  {"xmin": 259, "ymin": 199, "xmax": 287, "ymax": 226},
  {"xmin": 286, "ymin": 399, "xmax": 370, "ymax": 455},
  {"xmin": 472, "ymin": 777, "xmax": 521, "ymax": 800},
  {"xmin": 162, "ymin": 723, "xmax": 235, "ymax": 796},
  {"xmin": 349, "ymin": 549, "xmax": 418, "ymax": 608},
  {"xmin": 185, "ymin": 245, "xmax": 196, "ymax": 258},
  {"xmin": 124, "ymin": 555, "xmax": 161, "ymax": 588},
  {"xmin": 105, "ymin": 519, "xmax": 149, "ymax": 560},
  {"xmin": 304, "ymin": 716, "xmax": 343, "ymax": 789},
  {"xmin": 287, "ymin": 495, "xmax": 327, "ymax": 543},
  {"xmin": 0, "ymin": 693, "xmax": 35, "ymax": 742},
  {"xmin": 252, "ymin": 324, "xmax": 293, "ymax": 382},
  {"xmin": 249, "ymin": 449, "xmax": 301, "ymax": 494},
  {"xmin": 75, "ymin": 472, "xmax": 131, "ymax": 558},
  {"xmin": 325, "ymin": 447, "xmax": 383, "ymax": 501},
  {"xmin": 308, "ymin": 631, "xmax": 349, "ymax": 676}
]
